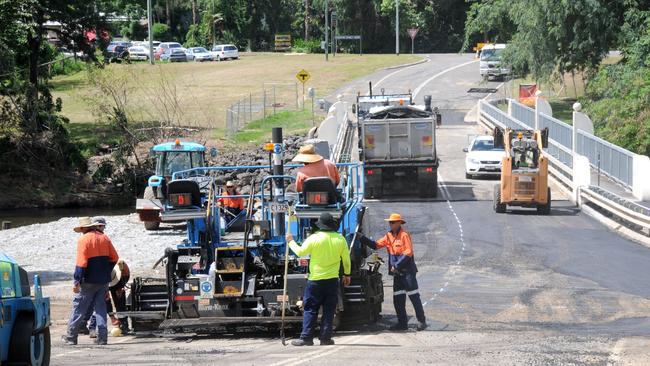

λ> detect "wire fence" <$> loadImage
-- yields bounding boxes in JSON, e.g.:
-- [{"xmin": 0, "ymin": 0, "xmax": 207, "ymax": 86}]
[{"xmin": 226, "ymin": 82, "xmax": 302, "ymax": 139}]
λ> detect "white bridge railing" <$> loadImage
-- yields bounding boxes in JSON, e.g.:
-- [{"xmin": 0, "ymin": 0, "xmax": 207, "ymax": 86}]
[{"xmin": 477, "ymin": 98, "xmax": 650, "ymax": 235}]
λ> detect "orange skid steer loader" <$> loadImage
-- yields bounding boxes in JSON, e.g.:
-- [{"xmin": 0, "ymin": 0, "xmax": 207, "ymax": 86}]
[{"xmin": 493, "ymin": 127, "xmax": 551, "ymax": 215}]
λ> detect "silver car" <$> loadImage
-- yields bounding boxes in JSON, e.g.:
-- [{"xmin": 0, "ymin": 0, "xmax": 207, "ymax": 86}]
[
  {"xmin": 210, "ymin": 44, "xmax": 239, "ymax": 61},
  {"xmin": 186, "ymin": 47, "xmax": 213, "ymax": 62}
]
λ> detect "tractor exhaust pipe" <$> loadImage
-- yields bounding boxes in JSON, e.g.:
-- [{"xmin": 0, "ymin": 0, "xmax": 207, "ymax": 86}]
[
  {"xmin": 368, "ymin": 81, "xmax": 373, "ymax": 97},
  {"xmin": 272, "ymin": 127, "xmax": 285, "ymax": 236}
]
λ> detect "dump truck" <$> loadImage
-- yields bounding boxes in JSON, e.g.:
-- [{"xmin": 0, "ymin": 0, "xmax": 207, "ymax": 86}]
[
  {"xmin": 137, "ymin": 139, "xmax": 217, "ymax": 230},
  {"xmin": 123, "ymin": 128, "xmax": 383, "ymax": 333},
  {"xmin": 0, "ymin": 253, "xmax": 51, "ymax": 366},
  {"xmin": 356, "ymin": 88, "xmax": 441, "ymax": 199},
  {"xmin": 493, "ymin": 127, "xmax": 551, "ymax": 214}
]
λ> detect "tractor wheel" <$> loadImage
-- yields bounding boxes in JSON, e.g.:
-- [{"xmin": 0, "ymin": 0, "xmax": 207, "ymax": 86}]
[
  {"xmin": 537, "ymin": 188, "xmax": 552, "ymax": 215},
  {"xmin": 143, "ymin": 186, "xmax": 160, "ymax": 231},
  {"xmin": 9, "ymin": 314, "xmax": 51, "ymax": 366},
  {"xmin": 493, "ymin": 184, "xmax": 506, "ymax": 213}
]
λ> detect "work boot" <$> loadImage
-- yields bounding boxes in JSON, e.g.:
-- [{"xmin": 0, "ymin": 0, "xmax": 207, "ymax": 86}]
[
  {"xmin": 320, "ymin": 339, "xmax": 335, "ymax": 346},
  {"xmin": 77, "ymin": 325, "xmax": 90, "ymax": 335},
  {"xmin": 417, "ymin": 322, "xmax": 428, "ymax": 331},
  {"xmin": 388, "ymin": 323, "xmax": 408, "ymax": 331},
  {"xmin": 60, "ymin": 335, "xmax": 77, "ymax": 345},
  {"xmin": 94, "ymin": 338, "xmax": 108, "ymax": 345},
  {"xmin": 89, "ymin": 329, "xmax": 97, "ymax": 339},
  {"xmin": 291, "ymin": 339, "xmax": 314, "ymax": 346}
]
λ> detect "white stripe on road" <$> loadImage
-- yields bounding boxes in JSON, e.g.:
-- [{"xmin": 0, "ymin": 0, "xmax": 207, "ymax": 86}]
[
  {"xmin": 374, "ymin": 56, "xmax": 431, "ymax": 88},
  {"xmin": 413, "ymin": 59, "xmax": 479, "ymax": 98},
  {"xmin": 422, "ymin": 172, "xmax": 468, "ymax": 307},
  {"xmin": 269, "ymin": 334, "xmax": 372, "ymax": 366}
]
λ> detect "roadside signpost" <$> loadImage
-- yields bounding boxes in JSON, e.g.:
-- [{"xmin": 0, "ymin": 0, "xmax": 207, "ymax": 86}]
[
  {"xmin": 296, "ymin": 69, "xmax": 311, "ymax": 109},
  {"xmin": 408, "ymin": 28, "xmax": 419, "ymax": 54}
]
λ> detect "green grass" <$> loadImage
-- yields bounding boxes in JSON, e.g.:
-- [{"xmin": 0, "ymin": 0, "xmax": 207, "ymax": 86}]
[
  {"xmin": 233, "ymin": 109, "xmax": 321, "ymax": 144},
  {"xmin": 66, "ymin": 122, "xmax": 123, "ymax": 158}
]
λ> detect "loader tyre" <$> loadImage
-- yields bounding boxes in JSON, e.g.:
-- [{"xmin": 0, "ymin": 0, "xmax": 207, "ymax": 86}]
[
  {"xmin": 537, "ymin": 188, "xmax": 551, "ymax": 215},
  {"xmin": 9, "ymin": 314, "xmax": 50, "ymax": 366},
  {"xmin": 143, "ymin": 186, "xmax": 160, "ymax": 231},
  {"xmin": 493, "ymin": 184, "xmax": 506, "ymax": 213}
]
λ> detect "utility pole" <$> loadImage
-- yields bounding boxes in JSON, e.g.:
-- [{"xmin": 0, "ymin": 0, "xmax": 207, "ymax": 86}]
[
  {"xmin": 325, "ymin": 0, "xmax": 329, "ymax": 61},
  {"xmin": 147, "ymin": 0, "xmax": 154, "ymax": 65},
  {"xmin": 395, "ymin": 0, "xmax": 399, "ymax": 55}
]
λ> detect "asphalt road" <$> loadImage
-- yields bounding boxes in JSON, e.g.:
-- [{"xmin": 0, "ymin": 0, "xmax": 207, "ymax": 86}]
[{"xmin": 50, "ymin": 54, "xmax": 650, "ymax": 365}]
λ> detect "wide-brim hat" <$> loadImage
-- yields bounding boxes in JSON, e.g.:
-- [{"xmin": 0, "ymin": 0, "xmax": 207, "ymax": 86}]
[
  {"xmin": 73, "ymin": 217, "xmax": 101, "ymax": 233},
  {"xmin": 384, "ymin": 213, "xmax": 406, "ymax": 224},
  {"xmin": 315, "ymin": 212, "xmax": 339, "ymax": 231},
  {"xmin": 109, "ymin": 266, "xmax": 121, "ymax": 287},
  {"xmin": 292, "ymin": 144, "xmax": 324, "ymax": 164}
]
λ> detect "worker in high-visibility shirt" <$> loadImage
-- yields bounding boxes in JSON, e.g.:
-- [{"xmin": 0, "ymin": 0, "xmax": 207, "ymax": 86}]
[
  {"xmin": 360, "ymin": 213, "xmax": 427, "ymax": 331},
  {"xmin": 292, "ymin": 144, "xmax": 340, "ymax": 192},
  {"xmin": 286, "ymin": 212, "xmax": 351, "ymax": 346},
  {"xmin": 218, "ymin": 181, "xmax": 245, "ymax": 223}
]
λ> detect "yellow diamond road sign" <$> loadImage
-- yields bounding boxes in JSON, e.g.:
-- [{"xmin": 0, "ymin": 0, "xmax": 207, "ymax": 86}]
[{"xmin": 296, "ymin": 69, "xmax": 310, "ymax": 84}]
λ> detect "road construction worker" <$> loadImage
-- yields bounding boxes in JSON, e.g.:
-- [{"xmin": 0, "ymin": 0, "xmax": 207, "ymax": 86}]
[
  {"xmin": 286, "ymin": 212, "xmax": 351, "ymax": 346},
  {"xmin": 62, "ymin": 216, "xmax": 119, "ymax": 346},
  {"xmin": 360, "ymin": 213, "xmax": 427, "ymax": 331},
  {"xmin": 218, "ymin": 181, "xmax": 245, "ymax": 223},
  {"xmin": 292, "ymin": 144, "xmax": 340, "ymax": 192},
  {"xmin": 86, "ymin": 258, "xmax": 131, "ymax": 337}
]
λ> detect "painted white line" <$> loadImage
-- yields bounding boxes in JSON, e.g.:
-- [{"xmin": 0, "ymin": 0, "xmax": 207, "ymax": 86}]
[
  {"xmin": 413, "ymin": 59, "xmax": 479, "ymax": 97},
  {"xmin": 375, "ymin": 56, "xmax": 431, "ymax": 88},
  {"xmin": 482, "ymin": 82, "xmax": 505, "ymax": 101},
  {"xmin": 279, "ymin": 334, "xmax": 372, "ymax": 366}
]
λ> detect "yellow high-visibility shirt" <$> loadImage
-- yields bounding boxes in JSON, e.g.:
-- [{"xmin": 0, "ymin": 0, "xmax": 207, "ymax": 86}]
[{"xmin": 288, "ymin": 231, "xmax": 351, "ymax": 281}]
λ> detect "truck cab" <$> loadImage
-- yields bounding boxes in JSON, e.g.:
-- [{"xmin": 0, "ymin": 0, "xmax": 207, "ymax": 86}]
[
  {"xmin": 0, "ymin": 253, "xmax": 51, "ymax": 366},
  {"xmin": 479, "ymin": 43, "xmax": 510, "ymax": 80}
]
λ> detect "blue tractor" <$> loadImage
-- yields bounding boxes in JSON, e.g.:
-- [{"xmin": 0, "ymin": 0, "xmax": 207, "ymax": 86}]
[
  {"xmin": 124, "ymin": 128, "xmax": 384, "ymax": 333},
  {"xmin": 137, "ymin": 139, "xmax": 217, "ymax": 230},
  {"xmin": 0, "ymin": 253, "xmax": 51, "ymax": 366}
]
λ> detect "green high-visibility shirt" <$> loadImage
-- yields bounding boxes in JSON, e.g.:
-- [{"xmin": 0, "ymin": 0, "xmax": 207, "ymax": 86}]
[{"xmin": 288, "ymin": 230, "xmax": 351, "ymax": 281}]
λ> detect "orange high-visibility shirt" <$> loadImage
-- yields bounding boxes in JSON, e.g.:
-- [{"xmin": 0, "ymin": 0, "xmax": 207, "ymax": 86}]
[
  {"xmin": 218, "ymin": 191, "xmax": 245, "ymax": 209},
  {"xmin": 296, "ymin": 159, "xmax": 340, "ymax": 192}
]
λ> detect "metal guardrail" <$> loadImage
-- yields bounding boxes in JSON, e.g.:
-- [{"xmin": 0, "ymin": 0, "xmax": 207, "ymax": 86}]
[
  {"xmin": 510, "ymin": 102, "xmax": 535, "ymax": 128},
  {"xmin": 479, "ymin": 99, "xmax": 649, "ymax": 235},
  {"xmin": 577, "ymin": 130, "xmax": 634, "ymax": 187}
]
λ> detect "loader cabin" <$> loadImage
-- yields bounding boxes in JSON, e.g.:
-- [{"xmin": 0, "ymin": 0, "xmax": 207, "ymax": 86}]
[{"xmin": 148, "ymin": 140, "xmax": 217, "ymax": 190}]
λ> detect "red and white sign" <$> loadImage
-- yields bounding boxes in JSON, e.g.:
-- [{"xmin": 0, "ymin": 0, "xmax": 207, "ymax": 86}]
[{"xmin": 407, "ymin": 28, "xmax": 419, "ymax": 40}]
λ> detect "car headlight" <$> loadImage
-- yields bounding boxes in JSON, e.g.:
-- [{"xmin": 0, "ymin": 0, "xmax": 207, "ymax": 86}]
[{"xmin": 468, "ymin": 158, "xmax": 481, "ymax": 165}]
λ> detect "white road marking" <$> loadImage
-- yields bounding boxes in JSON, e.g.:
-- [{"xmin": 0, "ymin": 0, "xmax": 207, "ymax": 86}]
[
  {"xmin": 482, "ymin": 81, "xmax": 505, "ymax": 101},
  {"xmin": 374, "ymin": 56, "xmax": 432, "ymax": 88},
  {"xmin": 270, "ymin": 334, "xmax": 372, "ymax": 366},
  {"xmin": 423, "ymin": 172, "xmax": 468, "ymax": 307},
  {"xmin": 413, "ymin": 59, "xmax": 479, "ymax": 98}
]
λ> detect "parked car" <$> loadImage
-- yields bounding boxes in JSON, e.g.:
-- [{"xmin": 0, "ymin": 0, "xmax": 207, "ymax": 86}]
[
  {"xmin": 128, "ymin": 46, "xmax": 150, "ymax": 61},
  {"xmin": 155, "ymin": 42, "xmax": 183, "ymax": 60},
  {"xmin": 210, "ymin": 44, "xmax": 239, "ymax": 61},
  {"xmin": 464, "ymin": 135, "xmax": 506, "ymax": 179},
  {"xmin": 105, "ymin": 43, "xmax": 130, "ymax": 63},
  {"xmin": 161, "ymin": 48, "xmax": 187, "ymax": 62},
  {"xmin": 186, "ymin": 47, "xmax": 213, "ymax": 62}
]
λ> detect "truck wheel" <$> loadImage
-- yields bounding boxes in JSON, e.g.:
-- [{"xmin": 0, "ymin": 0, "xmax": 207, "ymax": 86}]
[
  {"xmin": 9, "ymin": 314, "xmax": 51, "ymax": 366},
  {"xmin": 143, "ymin": 186, "xmax": 160, "ymax": 231},
  {"xmin": 493, "ymin": 184, "xmax": 506, "ymax": 213},
  {"xmin": 537, "ymin": 188, "xmax": 551, "ymax": 215}
]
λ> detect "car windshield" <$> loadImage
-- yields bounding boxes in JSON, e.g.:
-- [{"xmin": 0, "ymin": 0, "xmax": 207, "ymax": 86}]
[
  {"xmin": 212, "ymin": 46, "xmax": 222, "ymax": 51},
  {"xmin": 161, "ymin": 151, "xmax": 204, "ymax": 176},
  {"xmin": 481, "ymin": 48, "xmax": 503, "ymax": 62},
  {"xmin": 225, "ymin": 46, "xmax": 237, "ymax": 51},
  {"xmin": 193, "ymin": 47, "xmax": 207, "ymax": 53},
  {"xmin": 471, "ymin": 139, "xmax": 502, "ymax": 151},
  {"xmin": 168, "ymin": 43, "xmax": 182, "ymax": 48}
]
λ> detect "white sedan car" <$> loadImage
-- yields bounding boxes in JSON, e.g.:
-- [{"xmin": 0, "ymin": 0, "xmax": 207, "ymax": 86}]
[
  {"xmin": 128, "ymin": 46, "xmax": 149, "ymax": 61},
  {"xmin": 185, "ymin": 47, "xmax": 213, "ymax": 62},
  {"xmin": 464, "ymin": 135, "xmax": 506, "ymax": 179}
]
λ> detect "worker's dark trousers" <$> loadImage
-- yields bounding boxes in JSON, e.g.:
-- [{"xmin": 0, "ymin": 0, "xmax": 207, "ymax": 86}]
[
  {"xmin": 66, "ymin": 283, "xmax": 109, "ymax": 342},
  {"xmin": 88, "ymin": 286, "xmax": 128, "ymax": 332},
  {"xmin": 300, "ymin": 278, "xmax": 339, "ymax": 341},
  {"xmin": 393, "ymin": 272, "xmax": 426, "ymax": 326}
]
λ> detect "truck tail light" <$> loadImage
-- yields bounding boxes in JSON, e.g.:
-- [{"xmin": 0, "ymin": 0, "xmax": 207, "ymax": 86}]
[
  {"xmin": 367, "ymin": 169, "xmax": 374, "ymax": 175},
  {"xmin": 425, "ymin": 167, "xmax": 434, "ymax": 173},
  {"xmin": 299, "ymin": 258, "xmax": 309, "ymax": 267}
]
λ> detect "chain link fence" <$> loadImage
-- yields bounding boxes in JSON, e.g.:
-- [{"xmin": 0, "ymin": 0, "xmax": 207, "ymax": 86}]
[{"xmin": 226, "ymin": 82, "xmax": 302, "ymax": 138}]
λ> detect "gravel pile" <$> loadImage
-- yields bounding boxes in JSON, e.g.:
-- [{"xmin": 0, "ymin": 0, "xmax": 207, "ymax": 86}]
[{"xmin": 0, "ymin": 214, "xmax": 186, "ymax": 285}]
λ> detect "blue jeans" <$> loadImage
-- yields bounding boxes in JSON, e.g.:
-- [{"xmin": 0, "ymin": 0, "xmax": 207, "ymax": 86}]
[
  {"xmin": 300, "ymin": 278, "xmax": 339, "ymax": 341},
  {"xmin": 66, "ymin": 283, "xmax": 109, "ymax": 342},
  {"xmin": 393, "ymin": 271, "xmax": 426, "ymax": 325}
]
